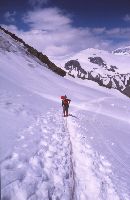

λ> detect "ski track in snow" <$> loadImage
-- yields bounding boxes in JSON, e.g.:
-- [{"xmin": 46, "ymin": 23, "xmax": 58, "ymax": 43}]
[{"xmin": 1, "ymin": 109, "xmax": 130, "ymax": 200}]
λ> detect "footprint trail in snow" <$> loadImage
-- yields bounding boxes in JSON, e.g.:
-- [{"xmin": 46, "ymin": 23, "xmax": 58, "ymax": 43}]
[
  {"xmin": 67, "ymin": 117, "xmax": 122, "ymax": 200},
  {"xmin": 1, "ymin": 110, "xmax": 74, "ymax": 200},
  {"xmin": 1, "ymin": 109, "xmax": 129, "ymax": 200}
]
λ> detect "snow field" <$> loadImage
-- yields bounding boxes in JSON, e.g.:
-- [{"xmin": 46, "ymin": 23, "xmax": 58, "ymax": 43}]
[
  {"xmin": 67, "ymin": 117, "xmax": 121, "ymax": 200},
  {"xmin": 1, "ymin": 110, "xmax": 74, "ymax": 200}
]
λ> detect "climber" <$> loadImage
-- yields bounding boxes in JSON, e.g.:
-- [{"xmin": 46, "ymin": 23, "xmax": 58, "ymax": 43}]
[{"xmin": 61, "ymin": 95, "xmax": 71, "ymax": 117}]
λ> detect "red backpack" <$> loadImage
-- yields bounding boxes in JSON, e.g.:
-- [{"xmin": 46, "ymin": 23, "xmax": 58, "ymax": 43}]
[{"xmin": 63, "ymin": 99, "xmax": 69, "ymax": 105}]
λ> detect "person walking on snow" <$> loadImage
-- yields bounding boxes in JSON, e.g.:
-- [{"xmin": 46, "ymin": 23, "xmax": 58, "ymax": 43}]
[{"xmin": 62, "ymin": 95, "xmax": 71, "ymax": 117}]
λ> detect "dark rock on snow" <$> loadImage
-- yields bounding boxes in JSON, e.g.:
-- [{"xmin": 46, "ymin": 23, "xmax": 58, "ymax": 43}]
[
  {"xmin": 0, "ymin": 26, "xmax": 66, "ymax": 77},
  {"xmin": 65, "ymin": 59, "xmax": 130, "ymax": 98}
]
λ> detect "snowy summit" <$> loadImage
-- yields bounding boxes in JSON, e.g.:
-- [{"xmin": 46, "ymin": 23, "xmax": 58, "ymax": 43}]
[{"xmin": 64, "ymin": 48, "xmax": 130, "ymax": 98}]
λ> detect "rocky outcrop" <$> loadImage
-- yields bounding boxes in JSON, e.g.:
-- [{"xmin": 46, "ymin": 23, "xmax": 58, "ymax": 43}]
[
  {"xmin": 88, "ymin": 57, "xmax": 118, "ymax": 73},
  {"xmin": 88, "ymin": 57, "xmax": 106, "ymax": 67},
  {"xmin": 108, "ymin": 65, "xmax": 118, "ymax": 72},
  {"xmin": 65, "ymin": 60, "xmax": 87, "ymax": 79},
  {"xmin": 65, "ymin": 59, "xmax": 130, "ymax": 98},
  {"xmin": 123, "ymin": 86, "xmax": 130, "ymax": 97},
  {"xmin": 0, "ymin": 26, "xmax": 66, "ymax": 77}
]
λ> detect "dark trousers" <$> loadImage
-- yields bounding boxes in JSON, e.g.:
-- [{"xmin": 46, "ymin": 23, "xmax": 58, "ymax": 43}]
[{"xmin": 63, "ymin": 105, "xmax": 69, "ymax": 116}]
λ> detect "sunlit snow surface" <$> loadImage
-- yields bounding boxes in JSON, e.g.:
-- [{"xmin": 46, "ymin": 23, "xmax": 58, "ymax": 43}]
[{"xmin": 0, "ymin": 30, "xmax": 130, "ymax": 200}]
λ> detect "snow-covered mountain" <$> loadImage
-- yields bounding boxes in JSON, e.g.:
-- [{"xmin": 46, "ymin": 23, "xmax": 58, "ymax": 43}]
[
  {"xmin": 0, "ymin": 26, "xmax": 66, "ymax": 77},
  {"xmin": 1, "ymin": 27, "xmax": 130, "ymax": 200},
  {"xmin": 64, "ymin": 48, "xmax": 130, "ymax": 97},
  {"xmin": 113, "ymin": 46, "xmax": 130, "ymax": 55}
]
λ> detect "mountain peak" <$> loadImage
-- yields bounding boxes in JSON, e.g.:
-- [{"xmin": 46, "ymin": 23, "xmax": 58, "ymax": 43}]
[
  {"xmin": 113, "ymin": 46, "xmax": 130, "ymax": 55},
  {"xmin": 64, "ymin": 48, "xmax": 130, "ymax": 98}
]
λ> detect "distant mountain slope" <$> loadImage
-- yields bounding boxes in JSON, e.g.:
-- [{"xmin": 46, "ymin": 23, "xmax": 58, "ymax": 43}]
[
  {"xmin": 0, "ymin": 26, "xmax": 66, "ymax": 77},
  {"xmin": 113, "ymin": 46, "xmax": 130, "ymax": 55},
  {"xmin": 64, "ymin": 48, "xmax": 130, "ymax": 97}
]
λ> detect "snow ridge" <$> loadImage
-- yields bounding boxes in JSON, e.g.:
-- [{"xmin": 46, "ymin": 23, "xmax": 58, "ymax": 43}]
[
  {"xmin": 0, "ymin": 26, "xmax": 66, "ymax": 77},
  {"xmin": 113, "ymin": 46, "xmax": 130, "ymax": 55}
]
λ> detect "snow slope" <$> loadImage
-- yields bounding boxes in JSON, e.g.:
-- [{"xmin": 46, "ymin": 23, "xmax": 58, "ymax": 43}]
[{"xmin": 1, "ymin": 29, "xmax": 130, "ymax": 200}]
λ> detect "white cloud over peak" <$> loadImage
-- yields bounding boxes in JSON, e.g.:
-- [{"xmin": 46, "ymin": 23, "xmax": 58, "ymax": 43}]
[
  {"xmin": 21, "ymin": 8, "xmax": 116, "ymax": 60},
  {"xmin": 23, "ymin": 8, "xmax": 72, "ymax": 30},
  {"xmin": 2, "ymin": 8, "xmax": 130, "ymax": 63},
  {"xmin": 105, "ymin": 27, "xmax": 130, "ymax": 39}
]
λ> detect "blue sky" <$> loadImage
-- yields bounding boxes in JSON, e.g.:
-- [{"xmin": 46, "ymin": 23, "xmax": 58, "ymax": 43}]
[{"xmin": 0, "ymin": 0, "xmax": 130, "ymax": 60}]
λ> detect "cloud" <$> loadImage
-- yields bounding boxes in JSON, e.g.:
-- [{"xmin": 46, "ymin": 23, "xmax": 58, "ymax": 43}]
[
  {"xmin": 28, "ymin": 0, "xmax": 49, "ymax": 8},
  {"xmin": 123, "ymin": 14, "xmax": 130, "ymax": 22},
  {"xmin": 21, "ymin": 8, "xmax": 115, "ymax": 58},
  {"xmin": 105, "ymin": 28, "xmax": 130, "ymax": 40},
  {"xmin": 91, "ymin": 28, "xmax": 106, "ymax": 35},
  {"xmin": 2, "ymin": 8, "xmax": 130, "ymax": 62},
  {"xmin": 23, "ymin": 8, "xmax": 72, "ymax": 30},
  {"xmin": 4, "ymin": 11, "xmax": 16, "ymax": 22}
]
